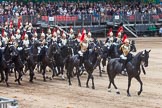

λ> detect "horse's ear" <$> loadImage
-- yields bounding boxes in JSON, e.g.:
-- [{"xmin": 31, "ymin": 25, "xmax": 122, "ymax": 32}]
[{"xmin": 148, "ymin": 50, "xmax": 151, "ymax": 53}]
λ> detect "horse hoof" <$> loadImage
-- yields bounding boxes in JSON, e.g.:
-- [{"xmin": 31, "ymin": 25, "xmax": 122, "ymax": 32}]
[
  {"xmin": 127, "ymin": 94, "xmax": 131, "ymax": 97},
  {"xmin": 108, "ymin": 89, "xmax": 111, "ymax": 92},
  {"xmin": 138, "ymin": 91, "xmax": 141, "ymax": 96},
  {"xmin": 92, "ymin": 86, "xmax": 95, "ymax": 89},
  {"xmin": 116, "ymin": 92, "xmax": 120, "ymax": 94},
  {"xmin": 49, "ymin": 77, "xmax": 52, "ymax": 80},
  {"xmin": 34, "ymin": 77, "xmax": 36, "ymax": 80},
  {"xmin": 69, "ymin": 83, "xmax": 72, "ymax": 86},
  {"xmin": 15, "ymin": 79, "xmax": 18, "ymax": 82},
  {"xmin": 29, "ymin": 80, "xmax": 33, "ymax": 83},
  {"xmin": 86, "ymin": 85, "xmax": 89, "ymax": 88},
  {"xmin": 78, "ymin": 84, "xmax": 81, "ymax": 87}
]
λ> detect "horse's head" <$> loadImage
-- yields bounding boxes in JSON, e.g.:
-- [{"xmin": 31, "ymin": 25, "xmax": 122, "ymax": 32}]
[
  {"xmin": 130, "ymin": 40, "xmax": 137, "ymax": 52},
  {"xmin": 9, "ymin": 45, "xmax": 18, "ymax": 57},
  {"xmin": 140, "ymin": 50, "xmax": 151, "ymax": 67}
]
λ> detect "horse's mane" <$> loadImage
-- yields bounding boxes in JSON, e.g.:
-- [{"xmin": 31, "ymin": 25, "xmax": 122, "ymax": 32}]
[{"xmin": 131, "ymin": 51, "xmax": 143, "ymax": 65}]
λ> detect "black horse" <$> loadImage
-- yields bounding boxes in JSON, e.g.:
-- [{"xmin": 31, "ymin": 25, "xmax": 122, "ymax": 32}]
[
  {"xmin": 107, "ymin": 50, "xmax": 151, "ymax": 96},
  {"xmin": 0, "ymin": 49, "xmax": 10, "ymax": 86},
  {"xmin": 66, "ymin": 47, "xmax": 101, "ymax": 89},
  {"xmin": 39, "ymin": 43, "xmax": 57, "ymax": 81},
  {"xmin": 11, "ymin": 46, "xmax": 24, "ymax": 85},
  {"xmin": 54, "ymin": 44, "xmax": 72, "ymax": 79}
]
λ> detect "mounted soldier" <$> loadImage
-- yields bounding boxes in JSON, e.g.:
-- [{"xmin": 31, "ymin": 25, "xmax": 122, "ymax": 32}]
[
  {"xmin": 27, "ymin": 22, "xmax": 33, "ymax": 40},
  {"xmin": 46, "ymin": 27, "xmax": 52, "ymax": 46},
  {"xmin": 15, "ymin": 28, "xmax": 23, "ymax": 49},
  {"xmin": 119, "ymin": 34, "xmax": 132, "ymax": 71},
  {"xmin": 1, "ymin": 29, "xmax": 9, "ymax": 46},
  {"xmin": 52, "ymin": 28, "xmax": 57, "ymax": 42},
  {"xmin": 4, "ymin": 21, "xmax": 8, "ymax": 31},
  {"xmin": 78, "ymin": 32, "xmax": 89, "ymax": 71},
  {"xmin": 22, "ymin": 32, "xmax": 30, "ymax": 49},
  {"xmin": 105, "ymin": 28, "xmax": 114, "ymax": 48},
  {"xmin": 9, "ymin": 34, "xmax": 17, "ymax": 48},
  {"xmin": 39, "ymin": 30, "xmax": 47, "ymax": 48},
  {"xmin": 69, "ymin": 26, "xmax": 75, "ymax": 39},
  {"xmin": 86, "ymin": 29, "xmax": 93, "ymax": 43},
  {"xmin": 61, "ymin": 31, "xmax": 67, "ymax": 46},
  {"xmin": 116, "ymin": 25, "xmax": 124, "ymax": 44}
]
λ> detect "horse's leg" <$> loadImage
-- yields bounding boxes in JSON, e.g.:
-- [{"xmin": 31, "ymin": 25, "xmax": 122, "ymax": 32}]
[
  {"xmin": 42, "ymin": 66, "xmax": 46, "ymax": 81},
  {"xmin": 98, "ymin": 64, "xmax": 102, "ymax": 77},
  {"xmin": 5, "ymin": 69, "xmax": 9, "ymax": 87},
  {"xmin": 111, "ymin": 78, "xmax": 120, "ymax": 94},
  {"xmin": 108, "ymin": 81, "xmax": 111, "ymax": 92},
  {"xmin": 127, "ymin": 77, "xmax": 132, "ymax": 97},
  {"xmin": 86, "ymin": 73, "xmax": 91, "ymax": 88},
  {"xmin": 29, "ymin": 67, "xmax": 34, "ymax": 83},
  {"xmin": 14, "ymin": 69, "xmax": 18, "ymax": 82},
  {"xmin": 17, "ymin": 69, "xmax": 23, "ymax": 85},
  {"xmin": 91, "ymin": 74, "xmax": 95, "ymax": 89},
  {"xmin": 66, "ymin": 66, "xmax": 72, "ymax": 85},
  {"xmin": 77, "ymin": 68, "xmax": 81, "ymax": 87},
  {"xmin": 0, "ymin": 70, "xmax": 5, "ymax": 82},
  {"xmin": 135, "ymin": 75, "xmax": 143, "ymax": 96},
  {"xmin": 60, "ymin": 66, "xmax": 65, "ymax": 80},
  {"xmin": 52, "ymin": 66, "xmax": 57, "ymax": 78},
  {"xmin": 102, "ymin": 58, "xmax": 106, "ymax": 72}
]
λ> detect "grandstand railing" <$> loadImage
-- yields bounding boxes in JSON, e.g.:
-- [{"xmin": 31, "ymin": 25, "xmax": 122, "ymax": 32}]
[{"xmin": 0, "ymin": 13, "xmax": 161, "ymax": 27}]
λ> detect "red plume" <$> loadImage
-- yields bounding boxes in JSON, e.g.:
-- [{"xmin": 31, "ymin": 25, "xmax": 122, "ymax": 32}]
[
  {"xmin": 52, "ymin": 28, "xmax": 55, "ymax": 34},
  {"xmin": 122, "ymin": 34, "xmax": 127, "ymax": 43},
  {"xmin": 80, "ymin": 32, "xmax": 85, "ymax": 42},
  {"xmin": 107, "ymin": 28, "xmax": 112, "ymax": 37},
  {"xmin": 21, "ymin": 31, "xmax": 26, "ymax": 40},
  {"xmin": 10, "ymin": 20, "xmax": 13, "ymax": 28},
  {"xmin": 18, "ymin": 19, "xmax": 21, "ymax": 29},
  {"xmin": 2, "ymin": 29, "xmax": 4, "ymax": 37}
]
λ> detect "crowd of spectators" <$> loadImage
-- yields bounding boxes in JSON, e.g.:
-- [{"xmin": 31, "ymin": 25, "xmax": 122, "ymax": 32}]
[{"xmin": 0, "ymin": 1, "xmax": 161, "ymax": 17}]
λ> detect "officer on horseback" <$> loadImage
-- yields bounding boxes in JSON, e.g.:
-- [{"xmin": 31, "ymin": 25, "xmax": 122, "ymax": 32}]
[
  {"xmin": 52, "ymin": 28, "xmax": 57, "ymax": 42},
  {"xmin": 105, "ymin": 28, "xmax": 114, "ymax": 48},
  {"xmin": 22, "ymin": 32, "xmax": 30, "ymax": 49},
  {"xmin": 119, "ymin": 34, "xmax": 131, "ymax": 72},
  {"xmin": 46, "ymin": 27, "xmax": 52, "ymax": 46},
  {"xmin": 78, "ymin": 32, "xmax": 88, "ymax": 71}
]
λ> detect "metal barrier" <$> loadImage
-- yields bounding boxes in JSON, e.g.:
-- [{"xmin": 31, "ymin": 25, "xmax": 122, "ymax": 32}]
[
  {"xmin": 0, "ymin": 13, "xmax": 161, "ymax": 27},
  {"xmin": 0, "ymin": 97, "xmax": 18, "ymax": 108}
]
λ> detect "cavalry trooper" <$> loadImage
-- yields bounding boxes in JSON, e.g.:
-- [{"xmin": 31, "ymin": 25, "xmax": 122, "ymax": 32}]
[
  {"xmin": 25, "ymin": 22, "xmax": 29, "ymax": 30},
  {"xmin": 116, "ymin": 26, "xmax": 123, "ymax": 44},
  {"xmin": 15, "ymin": 29, "xmax": 23, "ymax": 49},
  {"xmin": 39, "ymin": 30, "xmax": 47, "ymax": 48},
  {"xmin": 69, "ymin": 26, "xmax": 75, "ymax": 39},
  {"xmin": 4, "ymin": 21, "xmax": 8, "ymax": 30},
  {"xmin": 46, "ymin": 27, "xmax": 52, "ymax": 46},
  {"xmin": 22, "ymin": 32, "xmax": 30, "ymax": 49},
  {"xmin": 119, "ymin": 34, "xmax": 131, "ymax": 72},
  {"xmin": 86, "ymin": 29, "xmax": 93, "ymax": 43},
  {"xmin": 104, "ymin": 28, "xmax": 114, "ymax": 48},
  {"xmin": 56, "ymin": 27, "xmax": 61, "ymax": 38},
  {"xmin": 9, "ymin": 21, "xmax": 14, "ymax": 36},
  {"xmin": 1, "ymin": 29, "xmax": 9, "ymax": 46},
  {"xmin": 78, "ymin": 32, "xmax": 89, "ymax": 71},
  {"xmin": 32, "ymin": 29, "xmax": 38, "ymax": 42},
  {"xmin": 9, "ymin": 34, "xmax": 18, "ymax": 48},
  {"xmin": 52, "ymin": 28, "xmax": 57, "ymax": 42},
  {"xmin": 27, "ymin": 22, "xmax": 33, "ymax": 40},
  {"xmin": 61, "ymin": 31, "xmax": 67, "ymax": 46},
  {"xmin": 77, "ymin": 29, "xmax": 82, "ymax": 43}
]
